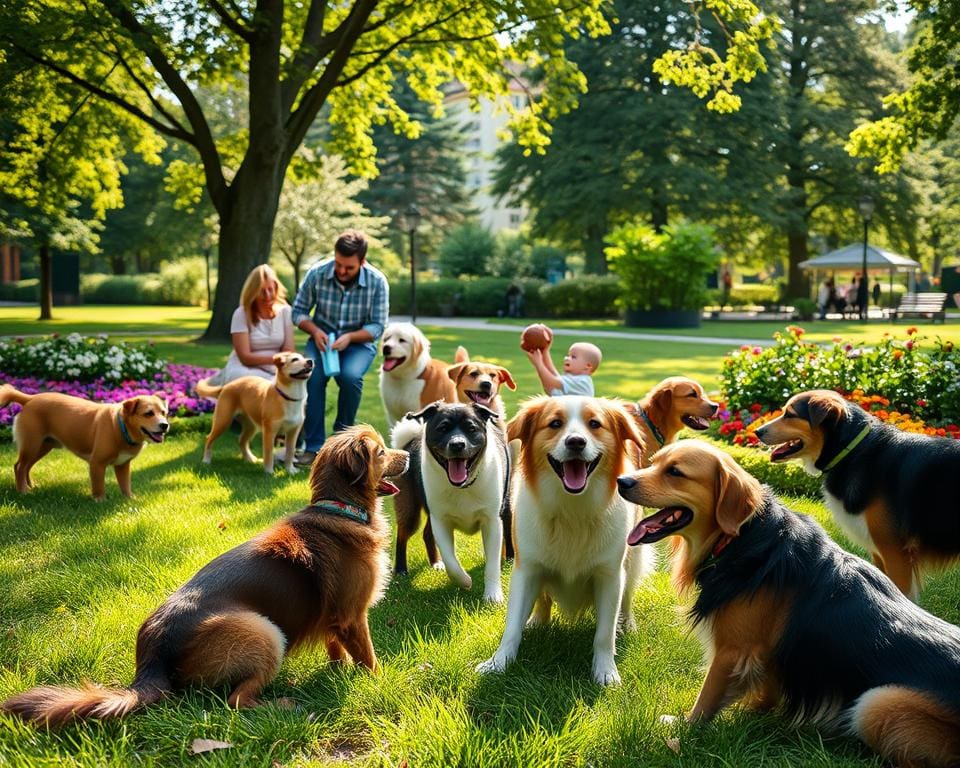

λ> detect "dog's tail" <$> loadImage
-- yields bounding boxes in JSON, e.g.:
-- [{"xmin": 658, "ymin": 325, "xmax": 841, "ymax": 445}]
[
  {"xmin": 454, "ymin": 346, "xmax": 469, "ymax": 363},
  {"xmin": 194, "ymin": 377, "xmax": 223, "ymax": 400},
  {"xmin": 2, "ymin": 673, "xmax": 171, "ymax": 728},
  {"xmin": 391, "ymin": 417, "xmax": 423, "ymax": 450},
  {"xmin": 0, "ymin": 384, "xmax": 30, "ymax": 407}
]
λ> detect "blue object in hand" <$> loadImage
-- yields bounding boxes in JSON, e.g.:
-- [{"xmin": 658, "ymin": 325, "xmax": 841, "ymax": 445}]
[{"xmin": 322, "ymin": 332, "xmax": 340, "ymax": 376}]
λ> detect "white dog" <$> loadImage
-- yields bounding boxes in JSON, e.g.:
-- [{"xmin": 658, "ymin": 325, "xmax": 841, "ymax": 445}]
[{"xmin": 476, "ymin": 395, "xmax": 654, "ymax": 685}]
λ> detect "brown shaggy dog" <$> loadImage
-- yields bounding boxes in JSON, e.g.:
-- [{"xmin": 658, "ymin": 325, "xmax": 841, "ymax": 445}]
[
  {"xmin": 0, "ymin": 384, "xmax": 169, "ymax": 500},
  {"xmin": 627, "ymin": 376, "xmax": 718, "ymax": 466},
  {"xmin": 1, "ymin": 425, "xmax": 408, "ymax": 727}
]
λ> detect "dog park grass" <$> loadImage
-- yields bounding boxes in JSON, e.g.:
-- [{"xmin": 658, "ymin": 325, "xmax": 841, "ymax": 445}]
[{"xmin": 2, "ymin": 306, "xmax": 960, "ymax": 765}]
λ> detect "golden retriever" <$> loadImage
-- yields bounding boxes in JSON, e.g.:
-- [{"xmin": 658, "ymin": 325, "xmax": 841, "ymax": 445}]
[{"xmin": 627, "ymin": 376, "xmax": 718, "ymax": 466}]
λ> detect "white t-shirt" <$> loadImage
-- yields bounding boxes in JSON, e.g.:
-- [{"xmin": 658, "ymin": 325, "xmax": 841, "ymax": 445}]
[
  {"xmin": 550, "ymin": 374, "xmax": 595, "ymax": 397},
  {"xmin": 223, "ymin": 304, "xmax": 292, "ymax": 382}
]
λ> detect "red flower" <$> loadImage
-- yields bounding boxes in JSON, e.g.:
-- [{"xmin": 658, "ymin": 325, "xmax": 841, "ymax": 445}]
[
  {"xmin": 905, "ymin": 340, "xmax": 914, "ymax": 351},
  {"xmin": 907, "ymin": 327, "xmax": 918, "ymax": 335}
]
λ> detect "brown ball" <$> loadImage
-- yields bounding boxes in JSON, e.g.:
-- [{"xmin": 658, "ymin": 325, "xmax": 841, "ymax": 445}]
[{"xmin": 520, "ymin": 323, "xmax": 553, "ymax": 352}]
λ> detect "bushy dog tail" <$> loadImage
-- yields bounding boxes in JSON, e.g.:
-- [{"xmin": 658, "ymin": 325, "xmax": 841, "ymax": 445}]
[
  {"xmin": 391, "ymin": 417, "xmax": 423, "ymax": 450},
  {"xmin": 0, "ymin": 384, "xmax": 30, "ymax": 407},
  {"xmin": 1, "ymin": 675, "xmax": 170, "ymax": 728},
  {"xmin": 454, "ymin": 346, "xmax": 469, "ymax": 363},
  {"xmin": 194, "ymin": 377, "xmax": 223, "ymax": 399}
]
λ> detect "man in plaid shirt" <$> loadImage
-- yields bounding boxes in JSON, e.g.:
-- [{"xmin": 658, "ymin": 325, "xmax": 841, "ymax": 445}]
[{"xmin": 292, "ymin": 229, "xmax": 389, "ymax": 465}]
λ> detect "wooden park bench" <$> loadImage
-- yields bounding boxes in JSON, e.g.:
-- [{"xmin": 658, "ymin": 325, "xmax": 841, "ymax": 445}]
[{"xmin": 890, "ymin": 292, "xmax": 948, "ymax": 323}]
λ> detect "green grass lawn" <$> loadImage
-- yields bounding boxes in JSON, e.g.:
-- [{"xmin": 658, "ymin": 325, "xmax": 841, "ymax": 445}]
[{"xmin": 2, "ymin": 306, "xmax": 959, "ymax": 765}]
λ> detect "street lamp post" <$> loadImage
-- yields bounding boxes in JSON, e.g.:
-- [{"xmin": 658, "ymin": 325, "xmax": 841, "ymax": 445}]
[
  {"xmin": 405, "ymin": 203, "xmax": 422, "ymax": 324},
  {"xmin": 858, "ymin": 194, "xmax": 874, "ymax": 323}
]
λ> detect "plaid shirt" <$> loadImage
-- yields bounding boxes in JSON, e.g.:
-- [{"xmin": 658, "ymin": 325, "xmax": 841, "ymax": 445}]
[{"xmin": 292, "ymin": 257, "xmax": 389, "ymax": 344}]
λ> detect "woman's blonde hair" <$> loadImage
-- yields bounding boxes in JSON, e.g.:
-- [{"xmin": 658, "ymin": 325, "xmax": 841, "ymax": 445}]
[{"xmin": 240, "ymin": 264, "xmax": 287, "ymax": 327}]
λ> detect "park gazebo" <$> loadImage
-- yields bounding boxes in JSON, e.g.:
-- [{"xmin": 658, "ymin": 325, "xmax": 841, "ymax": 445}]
[{"xmin": 799, "ymin": 244, "xmax": 921, "ymax": 296}]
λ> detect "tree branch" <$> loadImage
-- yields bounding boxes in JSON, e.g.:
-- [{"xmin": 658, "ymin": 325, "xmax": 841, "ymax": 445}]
[{"xmin": 206, "ymin": 0, "xmax": 255, "ymax": 41}]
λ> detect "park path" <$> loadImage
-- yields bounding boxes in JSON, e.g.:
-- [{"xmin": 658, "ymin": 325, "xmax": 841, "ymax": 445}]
[{"xmin": 390, "ymin": 315, "xmax": 772, "ymax": 347}]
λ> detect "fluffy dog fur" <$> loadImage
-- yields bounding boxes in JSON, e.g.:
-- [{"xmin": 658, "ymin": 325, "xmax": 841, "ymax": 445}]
[
  {"xmin": 196, "ymin": 351, "xmax": 313, "ymax": 475},
  {"xmin": 627, "ymin": 376, "xmax": 718, "ymax": 465},
  {"xmin": 616, "ymin": 440, "xmax": 960, "ymax": 767},
  {"xmin": 391, "ymin": 401, "xmax": 509, "ymax": 602},
  {"xmin": 378, "ymin": 323, "xmax": 467, "ymax": 428},
  {"xmin": 476, "ymin": 395, "xmax": 654, "ymax": 685},
  {"xmin": 0, "ymin": 385, "xmax": 169, "ymax": 500},
  {"xmin": 1, "ymin": 425, "xmax": 409, "ymax": 727},
  {"xmin": 447, "ymin": 354, "xmax": 516, "ymax": 420},
  {"xmin": 755, "ymin": 389, "xmax": 960, "ymax": 600}
]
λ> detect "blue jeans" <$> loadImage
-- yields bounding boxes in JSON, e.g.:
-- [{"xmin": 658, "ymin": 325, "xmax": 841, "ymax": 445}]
[{"xmin": 302, "ymin": 338, "xmax": 376, "ymax": 451}]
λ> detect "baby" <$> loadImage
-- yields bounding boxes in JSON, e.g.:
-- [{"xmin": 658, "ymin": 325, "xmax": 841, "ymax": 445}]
[{"xmin": 526, "ymin": 341, "xmax": 601, "ymax": 396}]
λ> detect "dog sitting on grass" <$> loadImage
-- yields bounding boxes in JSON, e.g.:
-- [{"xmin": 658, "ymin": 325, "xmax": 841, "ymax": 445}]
[{"xmin": 1, "ymin": 425, "xmax": 408, "ymax": 727}]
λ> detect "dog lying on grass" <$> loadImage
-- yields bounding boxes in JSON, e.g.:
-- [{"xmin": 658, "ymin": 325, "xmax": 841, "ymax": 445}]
[{"xmin": 1, "ymin": 425, "xmax": 408, "ymax": 726}]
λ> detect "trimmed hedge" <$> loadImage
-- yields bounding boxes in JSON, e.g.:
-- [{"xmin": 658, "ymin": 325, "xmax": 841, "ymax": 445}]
[{"xmin": 0, "ymin": 279, "xmax": 39, "ymax": 302}]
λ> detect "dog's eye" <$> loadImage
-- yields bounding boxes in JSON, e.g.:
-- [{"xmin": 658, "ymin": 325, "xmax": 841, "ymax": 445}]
[
  {"xmin": 436, "ymin": 420, "xmax": 451, "ymax": 432},
  {"xmin": 549, "ymin": 418, "xmax": 563, "ymax": 429},
  {"xmin": 145, "ymin": 410, "xmax": 154, "ymax": 417},
  {"xmin": 666, "ymin": 465, "xmax": 684, "ymax": 477},
  {"xmin": 686, "ymin": 391, "xmax": 698, "ymax": 398},
  {"xmin": 588, "ymin": 419, "xmax": 602, "ymax": 429},
  {"xmin": 470, "ymin": 372, "xmax": 479, "ymax": 378},
  {"xmin": 378, "ymin": 448, "xmax": 385, "ymax": 457}
]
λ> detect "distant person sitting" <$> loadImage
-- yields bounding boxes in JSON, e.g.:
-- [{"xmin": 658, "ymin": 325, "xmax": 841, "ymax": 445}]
[
  {"xmin": 210, "ymin": 264, "xmax": 294, "ymax": 384},
  {"xmin": 526, "ymin": 340, "xmax": 601, "ymax": 397},
  {"xmin": 872, "ymin": 280, "xmax": 881, "ymax": 307},
  {"xmin": 817, "ymin": 278, "xmax": 834, "ymax": 320}
]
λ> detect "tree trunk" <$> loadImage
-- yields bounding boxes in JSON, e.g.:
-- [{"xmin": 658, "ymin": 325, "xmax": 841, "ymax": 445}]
[
  {"xmin": 38, "ymin": 240, "xmax": 53, "ymax": 321},
  {"xmin": 583, "ymin": 223, "xmax": 608, "ymax": 274},
  {"xmin": 200, "ymin": 162, "xmax": 284, "ymax": 342},
  {"xmin": 787, "ymin": 228, "xmax": 809, "ymax": 299}
]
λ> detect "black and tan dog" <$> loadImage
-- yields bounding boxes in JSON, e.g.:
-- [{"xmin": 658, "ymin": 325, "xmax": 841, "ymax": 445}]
[
  {"xmin": 755, "ymin": 389, "xmax": 960, "ymax": 600},
  {"xmin": 617, "ymin": 440, "xmax": 960, "ymax": 767},
  {"xmin": 2, "ymin": 425, "xmax": 408, "ymax": 727}
]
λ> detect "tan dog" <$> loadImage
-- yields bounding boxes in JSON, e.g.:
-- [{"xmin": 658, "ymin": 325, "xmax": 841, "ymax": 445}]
[
  {"xmin": 617, "ymin": 440, "xmax": 960, "ymax": 767},
  {"xmin": 378, "ymin": 322, "xmax": 467, "ymax": 428},
  {"xmin": 196, "ymin": 351, "xmax": 313, "ymax": 475},
  {"xmin": 2, "ymin": 426, "xmax": 409, "ymax": 727},
  {"xmin": 627, "ymin": 376, "xmax": 718, "ymax": 465},
  {"xmin": 0, "ymin": 385, "xmax": 169, "ymax": 500},
  {"xmin": 447, "ymin": 353, "xmax": 516, "ymax": 420}
]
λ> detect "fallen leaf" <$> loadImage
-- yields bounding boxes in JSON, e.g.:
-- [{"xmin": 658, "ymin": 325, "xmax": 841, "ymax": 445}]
[
  {"xmin": 665, "ymin": 737, "xmax": 681, "ymax": 755},
  {"xmin": 190, "ymin": 738, "xmax": 233, "ymax": 755},
  {"xmin": 217, "ymin": 519, "xmax": 228, "ymax": 531}
]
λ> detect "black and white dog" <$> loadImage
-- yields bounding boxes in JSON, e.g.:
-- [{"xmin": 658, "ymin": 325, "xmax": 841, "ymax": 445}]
[{"xmin": 390, "ymin": 401, "xmax": 511, "ymax": 603}]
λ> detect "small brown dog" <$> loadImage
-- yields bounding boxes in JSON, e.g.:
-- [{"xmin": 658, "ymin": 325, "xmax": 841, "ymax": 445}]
[
  {"xmin": 627, "ymin": 376, "xmax": 718, "ymax": 465},
  {"xmin": 196, "ymin": 351, "xmax": 313, "ymax": 474},
  {"xmin": 1, "ymin": 425, "xmax": 409, "ymax": 727},
  {"xmin": 0, "ymin": 384, "xmax": 169, "ymax": 500},
  {"xmin": 447, "ymin": 353, "xmax": 516, "ymax": 419}
]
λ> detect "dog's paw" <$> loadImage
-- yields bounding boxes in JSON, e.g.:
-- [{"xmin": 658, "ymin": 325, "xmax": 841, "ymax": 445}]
[
  {"xmin": 432, "ymin": 561, "xmax": 446, "ymax": 572},
  {"xmin": 475, "ymin": 654, "xmax": 510, "ymax": 675},
  {"xmin": 592, "ymin": 659, "xmax": 621, "ymax": 686},
  {"xmin": 452, "ymin": 573, "xmax": 473, "ymax": 590},
  {"xmin": 285, "ymin": 464, "xmax": 299, "ymax": 475},
  {"xmin": 483, "ymin": 589, "xmax": 505, "ymax": 604},
  {"xmin": 202, "ymin": 454, "xmax": 213, "ymax": 465},
  {"xmin": 617, "ymin": 613, "xmax": 637, "ymax": 635}
]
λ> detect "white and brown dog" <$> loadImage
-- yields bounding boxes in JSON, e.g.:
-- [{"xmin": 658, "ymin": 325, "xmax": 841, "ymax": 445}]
[
  {"xmin": 378, "ymin": 323, "xmax": 466, "ymax": 429},
  {"xmin": 476, "ymin": 395, "xmax": 654, "ymax": 685},
  {"xmin": 195, "ymin": 351, "xmax": 313, "ymax": 475}
]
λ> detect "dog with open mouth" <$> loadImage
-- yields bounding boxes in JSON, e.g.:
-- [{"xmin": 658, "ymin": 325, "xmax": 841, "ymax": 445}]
[
  {"xmin": 0, "ymin": 385, "xmax": 169, "ymax": 500},
  {"xmin": 378, "ymin": 322, "xmax": 467, "ymax": 429},
  {"xmin": 754, "ymin": 388, "xmax": 960, "ymax": 601},
  {"xmin": 447, "ymin": 353, "xmax": 516, "ymax": 420},
  {"xmin": 196, "ymin": 351, "xmax": 313, "ymax": 475},
  {"xmin": 476, "ymin": 395, "xmax": 654, "ymax": 685},
  {"xmin": 391, "ymin": 400, "xmax": 509, "ymax": 602},
  {"xmin": 2, "ymin": 425, "xmax": 409, "ymax": 727},
  {"xmin": 617, "ymin": 439, "xmax": 960, "ymax": 767},
  {"xmin": 627, "ymin": 376, "xmax": 718, "ymax": 466}
]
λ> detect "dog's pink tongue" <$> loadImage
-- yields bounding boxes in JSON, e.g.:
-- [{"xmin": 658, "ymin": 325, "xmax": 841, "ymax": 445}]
[
  {"xmin": 627, "ymin": 521, "xmax": 649, "ymax": 546},
  {"xmin": 562, "ymin": 460, "xmax": 588, "ymax": 491},
  {"xmin": 447, "ymin": 458, "xmax": 468, "ymax": 485},
  {"xmin": 382, "ymin": 357, "xmax": 401, "ymax": 372}
]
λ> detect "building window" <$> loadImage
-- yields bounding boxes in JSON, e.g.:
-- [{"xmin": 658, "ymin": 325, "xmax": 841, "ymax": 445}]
[
  {"xmin": 511, "ymin": 94, "xmax": 526, "ymax": 109},
  {"xmin": 509, "ymin": 212, "xmax": 522, "ymax": 225}
]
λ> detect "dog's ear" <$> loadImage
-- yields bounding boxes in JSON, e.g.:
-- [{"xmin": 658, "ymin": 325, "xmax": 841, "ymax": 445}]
[
  {"xmin": 472, "ymin": 403, "xmax": 500, "ymax": 422},
  {"xmin": 800, "ymin": 391, "xmax": 845, "ymax": 428},
  {"xmin": 273, "ymin": 352, "xmax": 286, "ymax": 367},
  {"xmin": 605, "ymin": 401, "xmax": 646, "ymax": 453},
  {"xmin": 333, "ymin": 433, "xmax": 373, "ymax": 486},
  {"xmin": 621, "ymin": 401, "xmax": 640, "ymax": 419},
  {"xmin": 507, "ymin": 397, "xmax": 548, "ymax": 443},
  {"xmin": 497, "ymin": 367, "xmax": 517, "ymax": 391},
  {"xmin": 122, "ymin": 397, "xmax": 141, "ymax": 417},
  {"xmin": 714, "ymin": 452, "xmax": 762, "ymax": 536},
  {"xmin": 650, "ymin": 385, "xmax": 673, "ymax": 420},
  {"xmin": 447, "ymin": 363, "xmax": 468, "ymax": 383},
  {"xmin": 454, "ymin": 345, "xmax": 469, "ymax": 363},
  {"xmin": 407, "ymin": 401, "xmax": 442, "ymax": 423}
]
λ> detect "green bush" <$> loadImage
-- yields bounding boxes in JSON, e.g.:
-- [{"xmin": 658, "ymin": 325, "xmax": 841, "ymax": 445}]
[
  {"xmin": 702, "ymin": 436, "xmax": 822, "ymax": 497},
  {"xmin": 81, "ymin": 274, "xmax": 153, "ymax": 304},
  {"xmin": 80, "ymin": 267, "xmax": 205, "ymax": 306},
  {"xmin": 539, "ymin": 275, "xmax": 620, "ymax": 318},
  {"xmin": 606, "ymin": 221, "xmax": 719, "ymax": 311},
  {"xmin": 0, "ymin": 279, "xmax": 39, "ymax": 302}
]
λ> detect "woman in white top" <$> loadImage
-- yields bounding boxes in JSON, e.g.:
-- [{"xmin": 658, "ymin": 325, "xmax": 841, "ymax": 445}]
[{"xmin": 220, "ymin": 264, "xmax": 295, "ymax": 382}]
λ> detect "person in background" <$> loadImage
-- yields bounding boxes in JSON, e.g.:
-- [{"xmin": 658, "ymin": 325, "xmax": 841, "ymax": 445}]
[
  {"xmin": 291, "ymin": 229, "xmax": 389, "ymax": 467},
  {"xmin": 817, "ymin": 277, "xmax": 834, "ymax": 320},
  {"xmin": 208, "ymin": 264, "xmax": 294, "ymax": 385},
  {"xmin": 872, "ymin": 280, "xmax": 882, "ymax": 307},
  {"xmin": 857, "ymin": 272, "xmax": 869, "ymax": 319}
]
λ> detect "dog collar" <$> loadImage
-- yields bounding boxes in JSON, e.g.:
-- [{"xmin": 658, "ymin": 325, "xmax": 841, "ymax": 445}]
[
  {"xmin": 117, "ymin": 413, "xmax": 140, "ymax": 446},
  {"xmin": 274, "ymin": 386, "xmax": 302, "ymax": 402},
  {"xmin": 698, "ymin": 533, "xmax": 734, "ymax": 573},
  {"xmin": 637, "ymin": 407, "xmax": 665, "ymax": 446},
  {"xmin": 307, "ymin": 500, "xmax": 369, "ymax": 524},
  {"xmin": 822, "ymin": 423, "xmax": 871, "ymax": 472}
]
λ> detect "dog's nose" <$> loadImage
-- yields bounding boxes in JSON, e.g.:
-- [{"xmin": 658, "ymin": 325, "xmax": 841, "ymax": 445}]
[
  {"xmin": 565, "ymin": 434, "xmax": 587, "ymax": 452},
  {"xmin": 754, "ymin": 425, "xmax": 767, "ymax": 438},
  {"xmin": 383, "ymin": 345, "xmax": 392, "ymax": 356},
  {"xmin": 708, "ymin": 401, "xmax": 719, "ymax": 415},
  {"xmin": 304, "ymin": 359, "xmax": 314, "ymax": 370},
  {"xmin": 617, "ymin": 476, "xmax": 637, "ymax": 492},
  {"xmin": 479, "ymin": 380, "xmax": 492, "ymax": 392},
  {"xmin": 448, "ymin": 438, "xmax": 467, "ymax": 455},
  {"xmin": 158, "ymin": 422, "xmax": 170, "ymax": 433}
]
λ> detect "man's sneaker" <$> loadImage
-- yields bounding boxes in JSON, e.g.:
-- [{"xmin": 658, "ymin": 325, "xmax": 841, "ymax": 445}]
[{"xmin": 294, "ymin": 450, "xmax": 317, "ymax": 467}]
